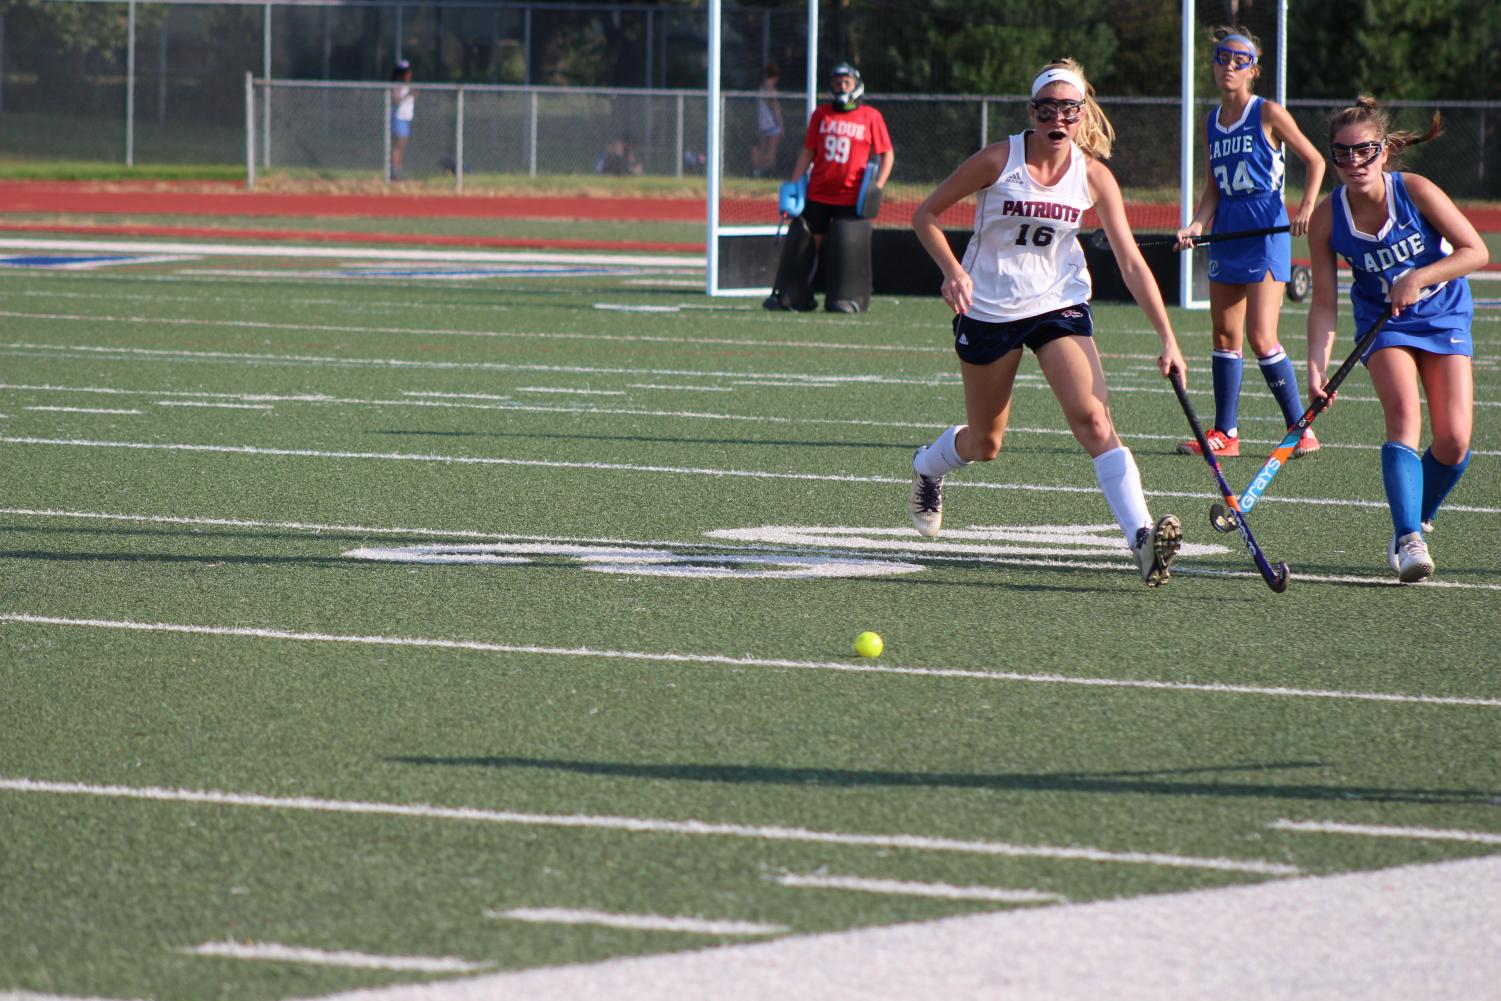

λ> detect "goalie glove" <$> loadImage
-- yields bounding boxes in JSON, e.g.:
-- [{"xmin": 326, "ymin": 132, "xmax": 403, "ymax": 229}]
[
  {"xmin": 855, "ymin": 162, "xmax": 882, "ymax": 220},
  {"xmin": 778, "ymin": 176, "xmax": 807, "ymax": 217}
]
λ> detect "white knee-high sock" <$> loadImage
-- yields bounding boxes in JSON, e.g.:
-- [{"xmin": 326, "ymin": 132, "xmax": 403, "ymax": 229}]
[
  {"xmin": 1092, "ymin": 445, "xmax": 1152, "ymax": 543},
  {"xmin": 914, "ymin": 424, "xmax": 971, "ymax": 477}
]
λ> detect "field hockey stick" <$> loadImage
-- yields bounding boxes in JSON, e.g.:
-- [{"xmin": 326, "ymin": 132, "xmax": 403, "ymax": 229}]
[
  {"xmin": 1169, "ymin": 370, "xmax": 1290, "ymax": 592},
  {"xmin": 1212, "ymin": 310, "xmax": 1390, "ymax": 532},
  {"xmin": 1087, "ymin": 225, "xmax": 1289, "ymax": 252}
]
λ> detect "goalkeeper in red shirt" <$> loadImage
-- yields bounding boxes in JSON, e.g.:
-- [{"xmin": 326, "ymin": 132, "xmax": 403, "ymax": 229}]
[{"xmin": 765, "ymin": 62, "xmax": 895, "ymax": 313}]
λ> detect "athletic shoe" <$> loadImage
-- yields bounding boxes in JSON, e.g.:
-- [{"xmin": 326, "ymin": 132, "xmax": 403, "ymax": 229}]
[
  {"xmin": 762, "ymin": 294, "xmax": 788, "ymax": 312},
  {"xmin": 1176, "ymin": 428, "xmax": 1239, "ymax": 457},
  {"xmin": 1132, "ymin": 514, "xmax": 1182, "ymax": 588},
  {"xmin": 1421, "ymin": 520, "xmax": 1435, "ymax": 534},
  {"xmin": 908, "ymin": 448, "xmax": 944, "ymax": 537},
  {"xmin": 1388, "ymin": 531, "xmax": 1435, "ymax": 583},
  {"xmin": 827, "ymin": 299, "xmax": 862, "ymax": 314},
  {"xmin": 1291, "ymin": 427, "xmax": 1320, "ymax": 458}
]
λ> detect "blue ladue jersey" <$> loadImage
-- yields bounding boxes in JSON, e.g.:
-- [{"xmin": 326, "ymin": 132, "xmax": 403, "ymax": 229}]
[
  {"xmin": 1207, "ymin": 97, "xmax": 1284, "ymax": 201},
  {"xmin": 1206, "ymin": 97, "xmax": 1290, "ymax": 283},
  {"xmin": 1329, "ymin": 172, "xmax": 1472, "ymax": 353}
]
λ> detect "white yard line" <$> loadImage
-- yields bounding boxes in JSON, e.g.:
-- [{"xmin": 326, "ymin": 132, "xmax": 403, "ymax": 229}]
[
  {"xmin": 0, "ymin": 236, "xmax": 705, "ymax": 268},
  {"xmin": 306, "ymin": 854, "xmax": 1501, "ymax": 1001},
  {"xmin": 1269, "ymin": 819, "xmax": 1501, "ymax": 845},
  {"xmin": 0, "ymin": 775, "xmax": 1298, "ymax": 875},
  {"xmin": 24, "ymin": 406, "xmax": 141, "ymax": 415},
  {"xmin": 154, "ymin": 401, "xmax": 273, "ymax": 410},
  {"xmin": 4, "ymin": 379, "xmax": 1501, "ymax": 458},
  {"xmin": 513, "ymin": 387, "xmax": 628, "ymax": 396},
  {"xmin": 0, "ymin": 309, "xmax": 950, "ymax": 355},
  {"xmin": 772, "ymin": 873, "xmax": 1065, "ymax": 904},
  {"xmin": 1, "ymin": 614, "xmax": 1497, "ymax": 707},
  {"xmin": 487, "ymin": 908, "xmax": 785, "ymax": 936},
  {"xmin": 0, "ymin": 339, "xmax": 958, "ymax": 384},
  {"xmin": 183, "ymin": 941, "xmax": 492, "ymax": 973},
  {"xmin": 4, "ymin": 435, "xmax": 1499, "ymax": 519}
]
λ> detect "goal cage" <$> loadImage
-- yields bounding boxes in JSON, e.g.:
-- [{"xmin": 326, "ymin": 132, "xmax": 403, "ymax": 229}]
[{"xmin": 705, "ymin": 0, "xmax": 1289, "ymax": 309}]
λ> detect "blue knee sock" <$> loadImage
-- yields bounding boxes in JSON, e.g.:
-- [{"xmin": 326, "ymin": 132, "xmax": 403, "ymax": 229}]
[
  {"xmin": 1211, "ymin": 349, "xmax": 1243, "ymax": 436},
  {"xmin": 1257, "ymin": 346, "xmax": 1304, "ymax": 427},
  {"xmin": 1420, "ymin": 447, "xmax": 1470, "ymax": 526},
  {"xmin": 1381, "ymin": 442, "xmax": 1423, "ymax": 538}
]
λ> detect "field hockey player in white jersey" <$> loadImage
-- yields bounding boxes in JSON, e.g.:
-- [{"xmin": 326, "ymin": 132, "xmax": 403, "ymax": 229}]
[
  {"xmin": 1306, "ymin": 96, "xmax": 1486, "ymax": 583},
  {"xmin": 909, "ymin": 59, "xmax": 1188, "ymax": 587},
  {"xmin": 1174, "ymin": 27, "xmax": 1325, "ymax": 460}
]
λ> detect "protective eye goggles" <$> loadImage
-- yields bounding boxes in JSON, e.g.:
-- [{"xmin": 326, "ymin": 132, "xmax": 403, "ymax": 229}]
[
  {"xmin": 1030, "ymin": 99, "xmax": 1084, "ymax": 124},
  {"xmin": 1330, "ymin": 140, "xmax": 1384, "ymax": 168},
  {"xmin": 1213, "ymin": 46, "xmax": 1258, "ymax": 69}
]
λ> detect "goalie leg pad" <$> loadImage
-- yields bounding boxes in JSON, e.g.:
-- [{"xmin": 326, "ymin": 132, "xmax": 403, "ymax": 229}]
[
  {"xmin": 823, "ymin": 216, "xmax": 873, "ymax": 313},
  {"xmin": 766, "ymin": 215, "xmax": 818, "ymax": 311}
]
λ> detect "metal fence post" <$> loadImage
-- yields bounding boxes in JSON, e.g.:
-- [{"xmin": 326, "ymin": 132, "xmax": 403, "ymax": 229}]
[
  {"xmin": 675, "ymin": 91, "xmax": 684, "ymax": 178},
  {"xmin": 384, "ymin": 87, "xmax": 392, "ymax": 182},
  {"xmin": 455, "ymin": 86, "xmax": 465, "ymax": 192},
  {"xmin": 244, "ymin": 72, "xmax": 255, "ymax": 189},
  {"xmin": 262, "ymin": 2, "xmax": 272, "ymax": 167},
  {"xmin": 528, "ymin": 89, "xmax": 539, "ymax": 177},
  {"xmin": 980, "ymin": 98, "xmax": 988, "ymax": 148},
  {"xmin": 126, "ymin": 0, "xmax": 136, "ymax": 166}
]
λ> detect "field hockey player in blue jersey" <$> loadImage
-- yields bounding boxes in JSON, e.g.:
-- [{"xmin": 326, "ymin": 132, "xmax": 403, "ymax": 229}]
[
  {"xmin": 1306, "ymin": 96, "xmax": 1487, "ymax": 583},
  {"xmin": 1175, "ymin": 27, "xmax": 1325, "ymax": 459},
  {"xmin": 909, "ymin": 59, "xmax": 1187, "ymax": 588}
]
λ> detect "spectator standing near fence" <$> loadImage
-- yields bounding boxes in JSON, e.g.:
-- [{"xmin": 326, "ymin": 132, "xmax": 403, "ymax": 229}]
[
  {"xmin": 907, "ymin": 59, "xmax": 1187, "ymax": 588},
  {"xmin": 1305, "ymin": 97, "xmax": 1485, "ymax": 582},
  {"xmin": 751, "ymin": 63, "xmax": 784, "ymax": 178},
  {"xmin": 1173, "ymin": 27, "xmax": 1325, "ymax": 459},
  {"xmin": 390, "ymin": 60, "xmax": 415, "ymax": 181}
]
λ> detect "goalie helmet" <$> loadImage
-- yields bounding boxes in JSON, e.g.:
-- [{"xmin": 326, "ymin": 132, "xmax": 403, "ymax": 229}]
[{"xmin": 829, "ymin": 62, "xmax": 864, "ymax": 112}]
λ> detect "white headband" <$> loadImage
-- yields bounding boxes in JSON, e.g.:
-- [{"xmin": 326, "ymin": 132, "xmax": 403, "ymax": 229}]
[{"xmin": 1031, "ymin": 68, "xmax": 1087, "ymax": 99}]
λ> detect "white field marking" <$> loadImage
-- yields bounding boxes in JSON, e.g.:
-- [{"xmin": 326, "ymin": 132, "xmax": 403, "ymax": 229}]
[
  {"xmin": 3, "ymin": 614, "xmax": 1499, "ymax": 708},
  {"xmin": 593, "ymin": 303, "xmax": 682, "ymax": 313},
  {"xmin": 0, "ymin": 309, "xmax": 953, "ymax": 356},
  {"xmin": 623, "ymin": 278, "xmax": 705, "ymax": 288},
  {"xmin": 7, "ymin": 435, "xmax": 1498, "ymax": 521},
  {"xmin": 1268, "ymin": 819, "xmax": 1501, "ymax": 845},
  {"xmin": 309, "ymin": 854, "xmax": 1501, "ymax": 1001},
  {"xmin": 154, "ymin": 400, "xmax": 273, "ymax": 410},
  {"xmin": 0, "ymin": 776, "xmax": 1300, "ymax": 875},
  {"xmin": 0, "ymin": 505, "xmax": 1217, "ymax": 569},
  {"xmin": 25, "ymin": 405, "xmax": 141, "ymax": 415},
  {"xmin": 0, "ymin": 340, "xmax": 959, "ymax": 383},
  {"xmin": 13, "ymin": 339, "xmax": 1501, "ymax": 418},
  {"xmin": 772, "ymin": 873, "xmax": 1066, "ymax": 904},
  {"xmin": 628, "ymin": 383, "xmax": 735, "ymax": 392},
  {"xmin": 731, "ymin": 379, "xmax": 857, "ymax": 389},
  {"xmin": 342, "ymin": 544, "xmax": 925, "ymax": 579},
  {"xmin": 400, "ymin": 390, "xmax": 511, "ymax": 401},
  {"xmin": 183, "ymin": 940, "xmax": 493, "ymax": 972},
  {"xmin": 0, "ymin": 236, "xmax": 706, "ymax": 268},
  {"xmin": 0, "ymin": 253, "xmax": 198, "ymax": 270},
  {"xmin": 6, "ymin": 506, "xmax": 1497, "ymax": 593},
  {"xmin": 707, "ymin": 525, "xmax": 1230, "ymax": 560},
  {"xmin": 513, "ymin": 386, "xmax": 628, "ymax": 396},
  {"xmin": 184, "ymin": 267, "xmax": 693, "ymax": 283},
  {"xmin": 486, "ymin": 908, "xmax": 786, "ymax": 936}
]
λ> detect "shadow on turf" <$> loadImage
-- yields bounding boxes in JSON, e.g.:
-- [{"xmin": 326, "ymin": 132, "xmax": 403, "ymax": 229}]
[{"xmin": 384, "ymin": 755, "xmax": 1498, "ymax": 805}]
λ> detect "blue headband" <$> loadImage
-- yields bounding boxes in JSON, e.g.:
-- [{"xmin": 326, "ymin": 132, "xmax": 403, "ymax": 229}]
[{"xmin": 1220, "ymin": 33, "xmax": 1256, "ymax": 54}]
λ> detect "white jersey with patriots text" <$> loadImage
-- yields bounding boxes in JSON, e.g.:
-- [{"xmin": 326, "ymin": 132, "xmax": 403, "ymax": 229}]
[{"xmin": 960, "ymin": 131, "xmax": 1094, "ymax": 323}]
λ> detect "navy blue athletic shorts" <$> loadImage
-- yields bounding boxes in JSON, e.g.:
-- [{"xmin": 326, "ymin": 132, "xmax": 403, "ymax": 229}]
[{"xmin": 953, "ymin": 303, "xmax": 1093, "ymax": 365}]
